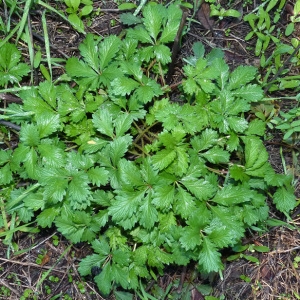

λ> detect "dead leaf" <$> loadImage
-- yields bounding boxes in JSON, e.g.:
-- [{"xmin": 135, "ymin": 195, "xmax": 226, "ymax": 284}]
[{"xmin": 197, "ymin": 3, "xmax": 214, "ymax": 30}]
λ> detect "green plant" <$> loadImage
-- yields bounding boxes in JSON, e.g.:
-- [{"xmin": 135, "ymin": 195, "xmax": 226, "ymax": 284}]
[
  {"xmin": 0, "ymin": 2, "xmax": 296, "ymax": 297},
  {"xmin": 272, "ymin": 100, "xmax": 300, "ymax": 142},
  {"xmin": 209, "ymin": 3, "xmax": 241, "ymax": 20},
  {"xmin": 227, "ymin": 243, "xmax": 270, "ymax": 265},
  {"xmin": 64, "ymin": 0, "xmax": 93, "ymax": 32},
  {"xmin": 0, "ymin": 43, "xmax": 30, "ymax": 88},
  {"xmin": 285, "ymin": 0, "xmax": 300, "ymax": 36}
]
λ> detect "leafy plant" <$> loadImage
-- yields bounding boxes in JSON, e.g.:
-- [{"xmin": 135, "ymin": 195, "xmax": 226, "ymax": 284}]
[
  {"xmin": 0, "ymin": 43, "xmax": 30, "ymax": 88},
  {"xmin": 64, "ymin": 0, "xmax": 93, "ymax": 32},
  {"xmin": 285, "ymin": 0, "xmax": 300, "ymax": 36},
  {"xmin": 0, "ymin": 2, "xmax": 296, "ymax": 297}
]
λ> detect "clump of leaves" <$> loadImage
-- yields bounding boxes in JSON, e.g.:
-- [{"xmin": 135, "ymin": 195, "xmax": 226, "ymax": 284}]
[
  {"xmin": 0, "ymin": 2, "xmax": 296, "ymax": 297},
  {"xmin": 0, "ymin": 43, "xmax": 30, "ymax": 88}
]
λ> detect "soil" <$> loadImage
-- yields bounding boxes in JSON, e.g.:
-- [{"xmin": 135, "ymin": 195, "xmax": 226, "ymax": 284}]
[{"xmin": 0, "ymin": 0, "xmax": 299, "ymax": 299}]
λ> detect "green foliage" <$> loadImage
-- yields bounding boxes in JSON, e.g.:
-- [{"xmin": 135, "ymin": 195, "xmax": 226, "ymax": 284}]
[
  {"xmin": 0, "ymin": 2, "xmax": 296, "ymax": 297},
  {"xmin": 64, "ymin": 0, "xmax": 93, "ymax": 32},
  {"xmin": 0, "ymin": 43, "xmax": 30, "ymax": 87}
]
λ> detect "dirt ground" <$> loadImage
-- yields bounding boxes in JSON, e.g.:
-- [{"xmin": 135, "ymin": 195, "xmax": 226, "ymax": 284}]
[{"xmin": 0, "ymin": 0, "xmax": 300, "ymax": 299}]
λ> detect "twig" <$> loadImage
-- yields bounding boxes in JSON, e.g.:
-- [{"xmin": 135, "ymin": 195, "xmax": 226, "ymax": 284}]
[
  {"xmin": 167, "ymin": 7, "xmax": 189, "ymax": 84},
  {"xmin": 0, "ymin": 279, "xmax": 20, "ymax": 297},
  {"xmin": 269, "ymin": 245, "xmax": 300, "ymax": 254},
  {"xmin": 0, "ymin": 120, "xmax": 21, "ymax": 131}
]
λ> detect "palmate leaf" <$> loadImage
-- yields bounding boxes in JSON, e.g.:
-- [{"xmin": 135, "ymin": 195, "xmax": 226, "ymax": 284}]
[
  {"xmin": 198, "ymin": 236, "xmax": 223, "ymax": 273},
  {"xmin": 78, "ymin": 253, "xmax": 105, "ymax": 276}
]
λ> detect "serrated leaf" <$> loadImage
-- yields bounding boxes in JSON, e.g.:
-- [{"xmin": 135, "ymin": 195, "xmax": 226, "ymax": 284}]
[
  {"xmin": 212, "ymin": 185, "xmax": 251, "ymax": 206},
  {"xmin": 0, "ymin": 163, "xmax": 13, "ymax": 184},
  {"xmin": 273, "ymin": 187, "xmax": 296, "ymax": 213},
  {"xmin": 174, "ymin": 187, "xmax": 197, "ymax": 219},
  {"xmin": 92, "ymin": 108, "xmax": 114, "ymax": 138},
  {"xmin": 66, "ymin": 57, "xmax": 98, "ymax": 79},
  {"xmin": 152, "ymin": 149, "xmax": 177, "ymax": 170},
  {"xmin": 246, "ymin": 119, "xmax": 266, "ymax": 136},
  {"xmin": 143, "ymin": 4, "xmax": 163, "ymax": 41},
  {"xmin": 94, "ymin": 264, "xmax": 113, "ymax": 296},
  {"xmin": 181, "ymin": 178, "xmax": 216, "ymax": 201},
  {"xmin": 152, "ymin": 185, "xmax": 175, "ymax": 210},
  {"xmin": 126, "ymin": 27, "xmax": 153, "ymax": 44},
  {"xmin": 227, "ymin": 116, "xmax": 248, "ymax": 133},
  {"xmin": 78, "ymin": 33, "xmax": 100, "ymax": 72},
  {"xmin": 24, "ymin": 148, "xmax": 38, "ymax": 179},
  {"xmin": 36, "ymin": 112, "xmax": 61, "ymax": 138},
  {"xmin": 87, "ymin": 167, "xmax": 109, "ymax": 187},
  {"xmin": 228, "ymin": 65, "xmax": 257, "ymax": 90},
  {"xmin": 36, "ymin": 207, "xmax": 59, "ymax": 228},
  {"xmin": 120, "ymin": 12, "xmax": 142, "ymax": 26},
  {"xmin": 153, "ymin": 44, "xmax": 171, "ymax": 64},
  {"xmin": 78, "ymin": 253, "xmax": 104, "ymax": 276},
  {"xmin": 232, "ymin": 84, "xmax": 263, "ymax": 102},
  {"xmin": 108, "ymin": 190, "xmax": 144, "ymax": 223},
  {"xmin": 180, "ymin": 225, "xmax": 202, "ymax": 250},
  {"xmin": 111, "ymin": 77, "xmax": 140, "ymax": 96},
  {"xmin": 201, "ymin": 146, "xmax": 230, "ymax": 164},
  {"xmin": 99, "ymin": 35, "xmax": 121, "ymax": 70},
  {"xmin": 119, "ymin": 159, "xmax": 144, "ymax": 186},
  {"xmin": 109, "ymin": 135, "xmax": 132, "ymax": 166},
  {"xmin": 244, "ymin": 137, "xmax": 268, "ymax": 171},
  {"xmin": 20, "ymin": 123, "xmax": 40, "ymax": 147},
  {"xmin": 68, "ymin": 172, "xmax": 91, "ymax": 209},
  {"xmin": 191, "ymin": 129, "xmax": 218, "ymax": 152},
  {"xmin": 139, "ymin": 194, "xmax": 158, "ymax": 229},
  {"xmin": 229, "ymin": 165, "xmax": 249, "ymax": 182},
  {"xmin": 0, "ymin": 43, "xmax": 30, "ymax": 86},
  {"xmin": 198, "ymin": 236, "xmax": 223, "ymax": 273}
]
